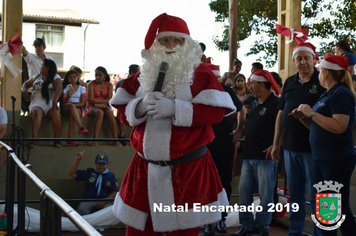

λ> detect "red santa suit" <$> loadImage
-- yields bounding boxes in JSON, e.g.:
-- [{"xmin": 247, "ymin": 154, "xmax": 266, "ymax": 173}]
[
  {"xmin": 110, "ymin": 63, "xmax": 235, "ymax": 232},
  {"xmin": 110, "ymin": 13, "xmax": 236, "ymax": 234}
]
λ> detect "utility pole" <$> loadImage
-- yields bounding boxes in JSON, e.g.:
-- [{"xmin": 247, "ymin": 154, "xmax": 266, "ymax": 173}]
[{"xmin": 229, "ymin": 0, "xmax": 238, "ymax": 71}]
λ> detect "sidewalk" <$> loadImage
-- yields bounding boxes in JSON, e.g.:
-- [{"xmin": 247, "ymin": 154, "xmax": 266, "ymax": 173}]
[{"xmin": 53, "ymin": 224, "xmax": 289, "ymax": 236}]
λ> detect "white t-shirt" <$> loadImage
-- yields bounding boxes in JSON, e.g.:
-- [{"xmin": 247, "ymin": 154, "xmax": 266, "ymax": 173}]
[
  {"xmin": 63, "ymin": 85, "xmax": 86, "ymax": 104},
  {"xmin": 23, "ymin": 53, "xmax": 53, "ymax": 79}
]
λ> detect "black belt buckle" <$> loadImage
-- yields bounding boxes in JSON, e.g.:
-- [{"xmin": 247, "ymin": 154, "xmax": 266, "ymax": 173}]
[{"xmin": 157, "ymin": 160, "xmax": 169, "ymax": 166}]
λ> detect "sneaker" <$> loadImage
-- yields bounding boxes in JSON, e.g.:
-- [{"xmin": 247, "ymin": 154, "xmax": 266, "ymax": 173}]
[
  {"xmin": 29, "ymin": 141, "xmax": 37, "ymax": 148},
  {"xmin": 54, "ymin": 141, "xmax": 62, "ymax": 148},
  {"xmin": 67, "ymin": 141, "xmax": 79, "ymax": 147},
  {"xmin": 79, "ymin": 126, "xmax": 89, "ymax": 136},
  {"xmin": 119, "ymin": 133, "xmax": 127, "ymax": 146},
  {"xmin": 90, "ymin": 142, "xmax": 98, "ymax": 147}
]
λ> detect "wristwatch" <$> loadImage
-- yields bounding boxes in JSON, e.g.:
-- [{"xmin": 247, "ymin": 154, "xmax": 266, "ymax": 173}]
[{"xmin": 310, "ymin": 111, "xmax": 316, "ymax": 119}]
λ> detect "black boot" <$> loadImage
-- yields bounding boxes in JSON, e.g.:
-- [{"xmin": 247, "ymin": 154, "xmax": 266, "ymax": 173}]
[
  {"xmin": 204, "ymin": 224, "xmax": 215, "ymax": 236},
  {"xmin": 216, "ymin": 211, "xmax": 227, "ymax": 233},
  {"xmin": 215, "ymin": 219, "xmax": 227, "ymax": 233}
]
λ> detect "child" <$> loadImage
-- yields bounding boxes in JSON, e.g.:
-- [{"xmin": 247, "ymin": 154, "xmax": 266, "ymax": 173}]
[
  {"xmin": 69, "ymin": 151, "xmax": 119, "ymax": 215},
  {"xmin": 62, "ymin": 70, "xmax": 89, "ymax": 146}
]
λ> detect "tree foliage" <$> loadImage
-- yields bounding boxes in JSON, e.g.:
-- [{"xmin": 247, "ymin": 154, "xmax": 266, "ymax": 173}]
[{"xmin": 209, "ymin": 0, "xmax": 356, "ymax": 67}]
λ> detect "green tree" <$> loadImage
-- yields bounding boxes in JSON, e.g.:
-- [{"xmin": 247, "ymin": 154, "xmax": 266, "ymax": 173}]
[{"xmin": 209, "ymin": 0, "xmax": 356, "ymax": 67}]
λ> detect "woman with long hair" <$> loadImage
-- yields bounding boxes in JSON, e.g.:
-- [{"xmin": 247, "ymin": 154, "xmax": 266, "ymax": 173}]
[
  {"xmin": 292, "ymin": 55, "xmax": 356, "ymax": 236},
  {"xmin": 62, "ymin": 70, "xmax": 89, "ymax": 147},
  {"xmin": 22, "ymin": 59, "xmax": 63, "ymax": 148},
  {"xmin": 231, "ymin": 73, "xmax": 253, "ymax": 103},
  {"xmin": 220, "ymin": 58, "xmax": 242, "ymax": 87},
  {"xmin": 335, "ymin": 40, "xmax": 356, "ymax": 75},
  {"xmin": 87, "ymin": 66, "xmax": 119, "ymax": 147}
]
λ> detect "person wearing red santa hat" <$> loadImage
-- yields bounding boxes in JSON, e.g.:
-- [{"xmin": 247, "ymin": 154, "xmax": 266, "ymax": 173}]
[
  {"xmin": 291, "ymin": 55, "xmax": 356, "ymax": 236},
  {"xmin": 271, "ymin": 42, "xmax": 325, "ymax": 236},
  {"xmin": 231, "ymin": 70, "xmax": 279, "ymax": 236},
  {"xmin": 110, "ymin": 13, "xmax": 236, "ymax": 236}
]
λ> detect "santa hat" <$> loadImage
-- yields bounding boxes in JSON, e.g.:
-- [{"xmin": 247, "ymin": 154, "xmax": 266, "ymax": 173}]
[
  {"xmin": 205, "ymin": 63, "xmax": 220, "ymax": 76},
  {"xmin": 292, "ymin": 42, "xmax": 319, "ymax": 61},
  {"xmin": 320, "ymin": 55, "xmax": 349, "ymax": 71},
  {"xmin": 251, "ymin": 70, "xmax": 279, "ymax": 95},
  {"xmin": 142, "ymin": 13, "xmax": 190, "ymax": 58}
]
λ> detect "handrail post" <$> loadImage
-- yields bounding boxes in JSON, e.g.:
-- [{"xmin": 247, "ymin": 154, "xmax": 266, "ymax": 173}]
[
  {"xmin": 18, "ymin": 166, "xmax": 26, "ymax": 235},
  {"xmin": 40, "ymin": 193, "xmax": 50, "ymax": 236},
  {"xmin": 2, "ymin": 140, "xmax": 103, "ymax": 236},
  {"xmin": 5, "ymin": 150, "xmax": 15, "ymax": 236},
  {"xmin": 52, "ymin": 203, "xmax": 62, "ymax": 236}
]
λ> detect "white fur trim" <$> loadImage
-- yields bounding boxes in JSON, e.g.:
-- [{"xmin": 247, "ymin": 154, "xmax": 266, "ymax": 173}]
[
  {"xmin": 143, "ymin": 116, "xmax": 172, "ymax": 160},
  {"xmin": 151, "ymin": 189, "xmax": 229, "ymax": 232},
  {"xmin": 212, "ymin": 70, "xmax": 220, "ymax": 76},
  {"xmin": 292, "ymin": 46, "xmax": 315, "ymax": 58},
  {"xmin": 251, "ymin": 74, "xmax": 268, "ymax": 82},
  {"xmin": 156, "ymin": 31, "xmax": 191, "ymax": 40},
  {"xmin": 172, "ymin": 99, "xmax": 193, "ymax": 127},
  {"xmin": 109, "ymin": 87, "xmax": 136, "ymax": 106},
  {"xmin": 320, "ymin": 59, "xmax": 344, "ymax": 70},
  {"xmin": 112, "ymin": 193, "xmax": 148, "ymax": 231},
  {"xmin": 191, "ymin": 89, "xmax": 236, "ymax": 116},
  {"xmin": 125, "ymin": 97, "xmax": 148, "ymax": 127},
  {"xmin": 112, "ymin": 186, "xmax": 229, "ymax": 232},
  {"xmin": 148, "ymin": 164, "xmax": 177, "ymax": 231}
]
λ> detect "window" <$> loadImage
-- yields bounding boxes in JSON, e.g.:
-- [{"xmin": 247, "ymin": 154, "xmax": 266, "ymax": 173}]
[
  {"xmin": 35, "ymin": 25, "xmax": 64, "ymax": 52},
  {"xmin": 36, "ymin": 25, "xmax": 64, "ymax": 68}
]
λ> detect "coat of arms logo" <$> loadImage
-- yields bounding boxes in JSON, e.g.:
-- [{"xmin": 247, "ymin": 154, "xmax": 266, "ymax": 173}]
[
  {"xmin": 259, "ymin": 107, "xmax": 267, "ymax": 116},
  {"xmin": 309, "ymin": 85, "xmax": 318, "ymax": 94},
  {"xmin": 311, "ymin": 180, "xmax": 346, "ymax": 230}
]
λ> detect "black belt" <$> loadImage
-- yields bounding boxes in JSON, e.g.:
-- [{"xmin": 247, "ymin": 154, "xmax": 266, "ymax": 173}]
[{"xmin": 138, "ymin": 145, "xmax": 207, "ymax": 166}]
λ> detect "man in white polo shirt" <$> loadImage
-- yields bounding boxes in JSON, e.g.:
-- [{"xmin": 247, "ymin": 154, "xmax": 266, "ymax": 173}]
[{"xmin": 22, "ymin": 38, "xmax": 53, "ymax": 79}]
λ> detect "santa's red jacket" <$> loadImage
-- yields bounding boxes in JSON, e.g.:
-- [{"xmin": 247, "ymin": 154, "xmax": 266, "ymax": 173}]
[{"xmin": 110, "ymin": 64, "xmax": 235, "ymax": 232}]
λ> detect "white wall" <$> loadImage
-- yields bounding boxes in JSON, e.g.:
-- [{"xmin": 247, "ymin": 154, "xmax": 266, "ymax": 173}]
[
  {"xmin": 22, "ymin": 23, "xmax": 36, "ymax": 49},
  {"xmin": 62, "ymin": 25, "xmax": 84, "ymax": 70},
  {"xmin": 22, "ymin": 23, "xmax": 85, "ymax": 72}
]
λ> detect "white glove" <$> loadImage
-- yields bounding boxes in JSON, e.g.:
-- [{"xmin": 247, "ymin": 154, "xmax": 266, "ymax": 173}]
[
  {"xmin": 135, "ymin": 92, "xmax": 162, "ymax": 118},
  {"xmin": 147, "ymin": 93, "xmax": 175, "ymax": 119}
]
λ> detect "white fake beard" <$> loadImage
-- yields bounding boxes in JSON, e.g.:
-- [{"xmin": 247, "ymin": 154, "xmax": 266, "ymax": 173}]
[{"xmin": 138, "ymin": 39, "xmax": 202, "ymax": 99}]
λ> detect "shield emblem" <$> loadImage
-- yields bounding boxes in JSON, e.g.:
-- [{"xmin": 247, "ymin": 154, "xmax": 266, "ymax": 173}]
[
  {"xmin": 259, "ymin": 107, "xmax": 267, "ymax": 116},
  {"xmin": 310, "ymin": 85, "xmax": 318, "ymax": 93},
  {"xmin": 315, "ymin": 193, "xmax": 342, "ymax": 225}
]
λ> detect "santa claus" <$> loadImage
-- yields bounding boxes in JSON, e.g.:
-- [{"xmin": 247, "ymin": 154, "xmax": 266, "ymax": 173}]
[{"xmin": 110, "ymin": 13, "xmax": 236, "ymax": 236}]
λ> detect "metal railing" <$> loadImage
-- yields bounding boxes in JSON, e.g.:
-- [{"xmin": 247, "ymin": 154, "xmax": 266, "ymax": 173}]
[{"xmin": 2, "ymin": 141, "xmax": 102, "ymax": 236}]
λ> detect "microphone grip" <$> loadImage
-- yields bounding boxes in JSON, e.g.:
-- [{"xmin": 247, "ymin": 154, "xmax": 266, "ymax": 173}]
[
  {"xmin": 153, "ymin": 72, "xmax": 166, "ymax": 92},
  {"xmin": 153, "ymin": 62, "xmax": 169, "ymax": 92}
]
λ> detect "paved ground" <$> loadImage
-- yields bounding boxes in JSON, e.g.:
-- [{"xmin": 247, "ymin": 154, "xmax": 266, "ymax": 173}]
[{"xmin": 24, "ymin": 224, "xmax": 289, "ymax": 235}]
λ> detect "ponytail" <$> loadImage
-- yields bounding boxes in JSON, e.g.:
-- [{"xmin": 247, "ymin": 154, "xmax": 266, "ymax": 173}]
[
  {"xmin": 327, "ymin": 67, "xmax": 356, "ymax": 99},
  {"xmin": 341, "ymin": 71, "xmax": 356, "ymax": 99}
]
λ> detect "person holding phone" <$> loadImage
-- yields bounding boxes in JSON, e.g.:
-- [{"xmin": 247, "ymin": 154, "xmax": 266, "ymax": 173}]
[
  {"xmin": 21, "ymin": 59, "xmax": 63, "ymax": 148},
  {"xmin": 62, "ymin": 70, "xmax": 89, "ymax": 146}
]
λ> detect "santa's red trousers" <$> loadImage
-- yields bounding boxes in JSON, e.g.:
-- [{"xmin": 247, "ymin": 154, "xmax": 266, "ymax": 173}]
[{"xmin": 126, "ymin": 215, "xmax": 200, "ymax": 236}]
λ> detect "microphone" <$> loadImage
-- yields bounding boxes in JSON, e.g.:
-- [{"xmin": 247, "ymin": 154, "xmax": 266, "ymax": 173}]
[
  {"xmin": 11, "ymin": 95, "xmax": 16, "ymax": 102},
  {"xmin": 153, "ymin": 62, "xmax": 169, "ymax": 92}
]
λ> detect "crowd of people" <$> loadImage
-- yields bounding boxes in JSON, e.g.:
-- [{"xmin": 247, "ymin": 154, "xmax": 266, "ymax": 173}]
[
  {"xmin": 111, "ymin": 12, "xmax": 355, "ymax": 236},
  {"xmin": 1, "ymin": 12, "xmax": 354, "ymax": 236},
  {"xmin": 20, "ymin": 38, "xmax": 137, "ymax": 148}
]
